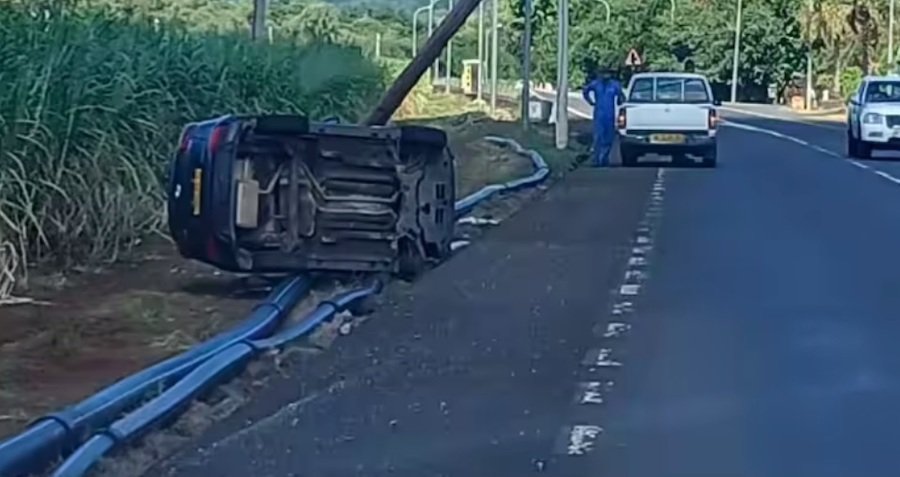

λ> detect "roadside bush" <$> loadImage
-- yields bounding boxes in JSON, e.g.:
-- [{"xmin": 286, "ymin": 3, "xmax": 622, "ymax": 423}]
[
  {"xmin": 840, "ymin": 66, "xmax": 864, "ymax": 99},
  {"xmin": 0, "ymin": 4, "xmax": 384, "ymax": 281}
]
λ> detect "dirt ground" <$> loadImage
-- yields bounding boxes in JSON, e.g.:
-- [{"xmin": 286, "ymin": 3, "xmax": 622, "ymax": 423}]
[{"xmin": 0, "ymin": 102, "xmax": 552, "ymax": 441}]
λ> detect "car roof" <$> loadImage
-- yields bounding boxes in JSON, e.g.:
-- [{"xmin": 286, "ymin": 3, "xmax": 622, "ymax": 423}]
[
  {"xmin": 630, "ymin": 72, "xmax": 708, "ymax": 80},
  {"xmin": 864, "ymin": 74, "xmax": 900, "ymax": 82}
]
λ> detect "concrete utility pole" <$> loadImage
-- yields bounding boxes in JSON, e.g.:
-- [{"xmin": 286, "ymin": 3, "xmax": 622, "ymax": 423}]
[
  {"xmin": 490, "ymin": 0, "xmax": 499, "ymax": 113},
  {"xmin": 522, "ymin": 0, "xmax": 533, "ymax": 128},
  {"xmin": 376, "ymin": 32, "xmax": 382, "ymax": 59},
  {"xmin": 730, "ymin": 0, "xmax": 742, "ymax": 103},
  {"xmin": 805, "ymin": 0, "xmax": 814, "ymax": 110},
  {"xmin": 477, "ymin": 0, "xmax": 485, "ymax": 101},
  {"xmin": 429, "ymin": 2, "xmax": 436, "ymax": 81},
  {"xmin": 890, "ymin": 0, "xmax": 896, "ymax": 69},
  {"xmin": 251, "ymin": 0, "xmax": 268, "ymax": 41},
  {"xmin": 555, "ymin": 0, "xmax": 569, "ymax": 149},
  {"xmin": 446, "ymin": 0, "xmax": 454, "ymax": 93},
  {"xmin": 412, "ymin": 5, "xmax": 429, "ymax": 57}
]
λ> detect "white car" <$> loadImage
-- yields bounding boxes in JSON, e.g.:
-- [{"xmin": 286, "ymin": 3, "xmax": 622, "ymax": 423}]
[
  {"xmin": 847, "ymin": 75, "xmax": 900, "ymax": 159},
  {"xmin": 617, "ymin": 72, "xmax": 720, "ymax": 167}
]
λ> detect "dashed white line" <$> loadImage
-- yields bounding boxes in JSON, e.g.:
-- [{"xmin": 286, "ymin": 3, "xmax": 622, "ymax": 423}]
[
  {"xmin": 619, "ymin": 284, "xmax": 641, "ymax": 296},
  {"xmin": 565, "ymin": 425, "xmax": 603, "ymax": 455},
  {"xmin": 559, "ymin": 166, "xmax": 666, "ymax": 460},
  {"xmin": 603, "ymin": 322, "xmax": 630, "ymax": 338}
]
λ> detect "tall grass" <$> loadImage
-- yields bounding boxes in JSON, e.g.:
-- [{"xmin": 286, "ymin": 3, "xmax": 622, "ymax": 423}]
[{"xmin": 0, "ymin": 4, "xmax": 385, "ymax": 283}]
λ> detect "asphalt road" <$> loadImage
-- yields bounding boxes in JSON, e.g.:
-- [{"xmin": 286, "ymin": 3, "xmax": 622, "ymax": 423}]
[{"xmin": 153, "ymin": 105, "xmax": 900, "ymax": 477}]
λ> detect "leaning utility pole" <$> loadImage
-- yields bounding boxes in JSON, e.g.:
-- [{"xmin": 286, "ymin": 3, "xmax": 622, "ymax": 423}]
[
  {"xmin": 365, "ymin": 0, "xmax": 484, "ymax": 125},
  {"xmin": 251, "ymin": 0, "xmax": 268, "ymax": 41}
]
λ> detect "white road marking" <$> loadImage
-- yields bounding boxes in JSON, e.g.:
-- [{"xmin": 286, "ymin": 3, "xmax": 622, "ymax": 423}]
[
  {"xmin": 619, "ymin": 284, "xmax": 640, "ymax": 296},
  {"xmin": 873, "ymin": 169, "xmax": 900, "ymax": 185},
  {"xmin": 628, "ymin": 256, "xmax": 647, "ymax": 267},
  {"xmin": 719, "ymin": 105, "xmax": 845, "ymax": 131},
  {"xmin": 603, "ymin": 322, "xmax": 630, "ymax": 337},
  {"xmin": 724, "ymin": 119, "xmax": 900, "ymax": 187},
  {"xmin": 576, "ymin": 381, "xmax": 611, "ymax": 405},
  {"xmin": 566, "ymin": 425, "xmax": 603, "ymax": 455}
]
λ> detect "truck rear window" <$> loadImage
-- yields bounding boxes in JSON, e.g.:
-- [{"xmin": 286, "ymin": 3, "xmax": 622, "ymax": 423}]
[{"xmin": 628, "ymin": 77, "xmax": 711, "ymax": 104}]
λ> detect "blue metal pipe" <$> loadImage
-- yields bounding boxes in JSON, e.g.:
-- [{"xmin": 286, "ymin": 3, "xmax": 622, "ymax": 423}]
[
  {"xmin": 0, "ymin": 275, "xmax": 310, "ymax": 477},
  {"xmin": 252, "ymin": 280, "xmax": 383, "ymax": 350},
  {"xmin": 454, "ymin": 137, "xmax": 549, "ymax": 217},
  {"xmin": 51, "ymin": 283, "xmax": 381, "ymax": 477}
]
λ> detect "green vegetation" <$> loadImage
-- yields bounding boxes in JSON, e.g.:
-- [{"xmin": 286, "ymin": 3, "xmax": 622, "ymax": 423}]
[
  {"xmin": 513, "ymin": 0, "xmax": 893, "ymax": 101},
  {"xmin": 0, "ymin": 1, "xmax": 384, "ymax": 281}
]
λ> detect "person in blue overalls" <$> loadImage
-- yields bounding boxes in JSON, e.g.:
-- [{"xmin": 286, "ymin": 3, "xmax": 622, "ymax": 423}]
[{"xmin": 582, "ymin": 67, "xmax": 623, "ymax": 167}]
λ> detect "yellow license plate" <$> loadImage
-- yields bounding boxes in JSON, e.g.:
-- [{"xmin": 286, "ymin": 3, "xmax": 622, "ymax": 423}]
[{"xmin": 650, "ymin": 133, "xmax": 686, "ymax": 144}]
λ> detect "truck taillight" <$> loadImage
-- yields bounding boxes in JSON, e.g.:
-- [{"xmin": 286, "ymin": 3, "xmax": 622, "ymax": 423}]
[
  {"xmin": 617, "ymin": 108, "xmax": 627, "ymax": 129},
  {"xmin": 708, "ymin": 108, "xmax": 719, "ymax": 130}
]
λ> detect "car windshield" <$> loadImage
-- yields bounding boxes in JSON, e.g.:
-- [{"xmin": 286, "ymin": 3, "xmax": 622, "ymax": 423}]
[
  {"xmin": 628, "ymin": 76, "xmax": 711, "ymax": 103},
  {"xmin": 865, "ymin": 81, "xmax": 900, "ymax": 103}
]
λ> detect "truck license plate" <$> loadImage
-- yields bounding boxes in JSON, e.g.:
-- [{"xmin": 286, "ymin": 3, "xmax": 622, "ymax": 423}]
[{"xmin": 650, "ymin": 133, "xmax": 685, "ymax": 144}]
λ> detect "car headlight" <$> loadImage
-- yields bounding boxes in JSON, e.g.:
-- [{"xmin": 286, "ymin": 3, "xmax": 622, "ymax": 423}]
[{"xmin": 863, "ymin": 112, "xmax": 884, "ymax": 124}]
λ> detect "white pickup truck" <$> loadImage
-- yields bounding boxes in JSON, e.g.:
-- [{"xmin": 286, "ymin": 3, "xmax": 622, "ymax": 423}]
[
  {"xmin": 617, "ymin": 72, "xmax": 720, "ymax": 167},
  {"xmin": 847, "ymin": 75, "xmax": 900, "ymax": 159}
]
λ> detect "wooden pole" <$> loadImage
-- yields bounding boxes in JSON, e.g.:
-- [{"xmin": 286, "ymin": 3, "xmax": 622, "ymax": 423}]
[{"xmin": 364, "ymin": 0, "xmax": 483, "ymax": 125}]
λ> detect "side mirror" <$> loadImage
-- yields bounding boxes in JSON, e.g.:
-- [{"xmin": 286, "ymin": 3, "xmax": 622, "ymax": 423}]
[{"xmin": 713, "ymin": 99, "xmax": 722, "ymax": 106}]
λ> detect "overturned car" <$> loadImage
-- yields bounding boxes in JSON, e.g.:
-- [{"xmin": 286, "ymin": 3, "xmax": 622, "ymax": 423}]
[{"xmin": 167, "ymin": 114, "xmax": 455, "ymax": 278}]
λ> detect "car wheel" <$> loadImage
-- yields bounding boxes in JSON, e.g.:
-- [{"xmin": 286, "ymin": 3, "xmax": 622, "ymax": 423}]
[
  {"xmin": 397, "ymin": 238, "xmax": 426, "ymax": 281},
  {"xmin": 702, "ymin": 148, "xmax": 718, "ymax": 168},
  {"xmin": 858, "ymin": 139, "xmax": 873, "ymax": 159},
  {"xmin": 847, "ymin": 128, "xmax": 859, "ymax": 158}
]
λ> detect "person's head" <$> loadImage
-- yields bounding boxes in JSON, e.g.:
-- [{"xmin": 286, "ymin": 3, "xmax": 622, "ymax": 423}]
[{"xmin": 596, "ymin": 66, "xmax": 614, "ymax": 82}]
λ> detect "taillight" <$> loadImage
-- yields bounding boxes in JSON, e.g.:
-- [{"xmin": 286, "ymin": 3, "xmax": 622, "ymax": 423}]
[
  {"xmin": 617, "ymin": 108, "xmax": 627, "ymax": 129},
  {"xmin": 708, "ymin": 108, "xmax": 719, "ymax": 130},
  {"xmin": 208, "ymin": 124, "xmax": 228, "ymax": 154}
]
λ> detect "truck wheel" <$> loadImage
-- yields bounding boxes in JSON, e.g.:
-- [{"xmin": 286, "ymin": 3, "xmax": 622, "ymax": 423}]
[
  {"xmin": 702, "ymin": 147, "xmax": 718, "ymax": 168},
  {"xmin": 847, "ymin": 128, "xmax": 859, "ymax": 158},
  {"xmin": 858, "ymin": 139, "xmax": 873, "ymax": 159},
  {"xmin": 620, "ymin": 146, "xmax": 637, "ymax": 167}
]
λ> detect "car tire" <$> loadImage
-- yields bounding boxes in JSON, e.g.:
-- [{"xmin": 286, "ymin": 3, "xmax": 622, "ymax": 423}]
[
  {"xmin": 848, "ymin": 128, "xmax": 873, "ymax": 159},
  {"xmin": 858, "ymin": 139, "xmax": 873, "ymax": 159},
  {"xmin": 397, "ymin": 238, "xmax": 426, "ymax": 282},
  {"xmin": 847, "ymin": 128, "xmax": 860, "ymax": 158},
  {"xmin": 702, "ymin": 147, "xmax": 718, "ymax": 168}
]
